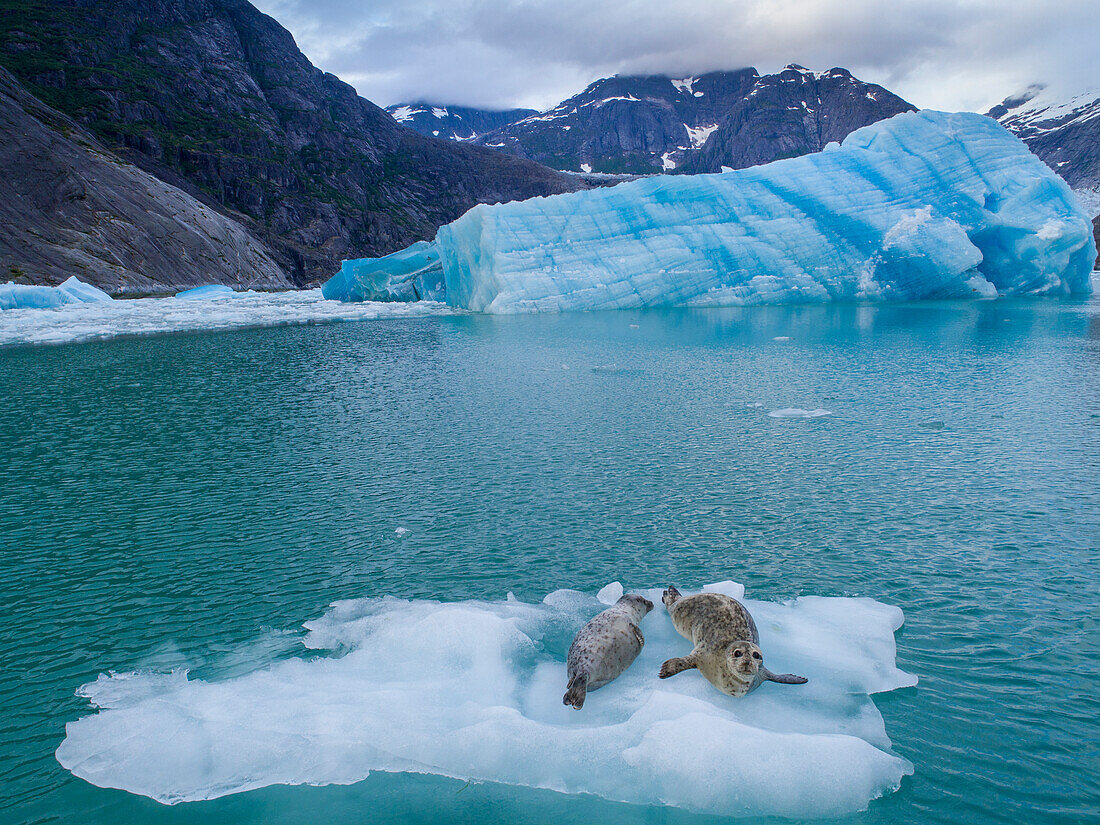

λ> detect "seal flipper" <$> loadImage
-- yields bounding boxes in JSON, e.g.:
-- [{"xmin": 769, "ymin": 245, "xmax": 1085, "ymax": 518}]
[
  {"xmin": 762, "ymin": 667, "xmax": 808, "ymax": 685},
  {"xmin": 563, "ymin": 672, "xmax": 589, "ymax": 709},
  {"xmin": 658, "ymin": 653, "xmax": 698, "ymax": 679}
]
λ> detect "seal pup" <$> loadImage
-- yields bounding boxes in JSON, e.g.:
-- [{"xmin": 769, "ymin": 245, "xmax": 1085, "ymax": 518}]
[
  {"xmin": 563, "ymin": 593, "xmax": 654, "ymax": 709},
  {"xmin": 658, "ymin": 586, "xmax": 807, "ymax": 696}
]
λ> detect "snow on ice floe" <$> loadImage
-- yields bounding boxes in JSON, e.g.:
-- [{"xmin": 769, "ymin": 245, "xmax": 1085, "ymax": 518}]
[
  {"xmin": 0, "ymin": 288, "xmax": 454, "ymax": 347},
  {"xmin": 325, "ymin": 111, "xmax": 1095, "ymax": 313},
  {"xmin": 56, "ymin": 582, "xmax": 916, "ymax": 818}
]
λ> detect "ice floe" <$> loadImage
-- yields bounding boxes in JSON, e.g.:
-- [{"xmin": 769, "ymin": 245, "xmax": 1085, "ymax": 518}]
[
  {"xmin": 768, "ymin": 408, "xmax": 834, "ymax": 419},
  {"xmin": 57, "ymin": 582, "xmax": 915, "ymax": 818}
]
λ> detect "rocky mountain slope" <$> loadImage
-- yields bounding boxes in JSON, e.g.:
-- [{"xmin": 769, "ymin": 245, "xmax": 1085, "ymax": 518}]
[
  {"xmin": 0, "ymin": 66, "xmax": 291, "ymax": 294},
  {"xmin": 989, "ymin": 85, "xmax": 1100, "ymax": 192},
  {"xmin": 385, "ymin": 103, "xmax": 536, "ymax": 141},
  {"xmin": 0, "ymin": 0, "xmax": 581, "ymax": 287},
  {"xmin": 682, "ymin": 66, "xmax": 916, "ymax": 173},
  {"xmin": 462, "ymin": 66, "xmax": 913, "ymax": 174}
]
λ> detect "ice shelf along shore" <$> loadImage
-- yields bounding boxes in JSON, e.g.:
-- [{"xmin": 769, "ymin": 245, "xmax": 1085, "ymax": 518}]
[{"xmin": 324, "ymin": 111, "xmax": 1096, "ymax": 313}]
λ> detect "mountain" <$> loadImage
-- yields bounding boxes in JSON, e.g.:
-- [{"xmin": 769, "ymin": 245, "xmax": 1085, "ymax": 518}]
[
  {"xmin": 472, "ymin": 69, "xmax": 760, "ymax": 174},
  {"xmin": 0, "ymin": 0, "xmax": 581, "ymax": 287},
  {"xmin": 385, "ymin": 103, "xmax": 536, "ymax": 141},
  {"xmin": 988, "ymin": 85, "xmax": 1100, "ymax": 192},
  {"xmin": 682, "ymin": 66, "xmax": 916, "ymax": 173},
  {"xmin": 0, "ymin": 66, "xmax": 291, "ymax": 294},
  {"xmin": 467, "ymin": 66, "xmax": 914, "ymax": 175}
]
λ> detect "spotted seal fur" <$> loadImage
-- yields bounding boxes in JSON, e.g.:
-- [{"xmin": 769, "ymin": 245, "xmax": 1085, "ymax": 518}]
[
  {"xmin": 563, "ymin": 593, "xmax": 653, "ymax": 709},
  {"xmin": 658, "ymin": 586, "xmax": 807, "ymax": 696}
]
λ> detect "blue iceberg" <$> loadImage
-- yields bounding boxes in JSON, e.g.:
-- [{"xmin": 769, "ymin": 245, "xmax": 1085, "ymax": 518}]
[
  {"xmin": 324, "ymin": 111, "xmax": 1095, "ymax": 312},
  {"xmin": 0, "ymin": 276, "xmax": 112, "ymax": 311},
  {"xmin": 174, "ymin": 285, "xmax": 237, "ymax": 300}
]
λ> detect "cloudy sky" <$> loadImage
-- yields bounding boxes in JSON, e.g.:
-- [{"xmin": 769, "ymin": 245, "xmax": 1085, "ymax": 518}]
[{"xmin": 253, "ymin": 0, "xmax": 1098, "ymax": 113}]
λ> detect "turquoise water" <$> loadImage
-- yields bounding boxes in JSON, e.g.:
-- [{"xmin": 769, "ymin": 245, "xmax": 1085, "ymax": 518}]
[{"xmin": 2, "ymin": 300, "xmax": 1099, "ymax": 823}]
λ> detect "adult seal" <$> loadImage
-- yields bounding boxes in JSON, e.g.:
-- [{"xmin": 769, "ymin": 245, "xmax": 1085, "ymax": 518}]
[
  {"xmin": 563, "ymin": 593, "xmax": 654, "ymax": 709},
  {"xmin": 658, "ymin": 586, "xmax": 807, "ymax": 696}
]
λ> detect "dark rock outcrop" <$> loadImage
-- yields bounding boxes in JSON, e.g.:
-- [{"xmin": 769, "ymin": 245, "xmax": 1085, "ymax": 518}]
[
  {"xmin": 468, "ymin": 66, "xmax": 913, "ymax": 174},
  {"xmin": 386, "ymin": 103, "xmax": 536, "ymax": 141},
  {"xmin": 0, "ymin": 66, "xmax": 291, "ymax": 294},
  {"xmin": 0, "ymin": 0, "xmax": 581, "ymax": 286},
  {"xmin": 989, "ymin": 86, "xmax": 1100, "ymax": 190}
]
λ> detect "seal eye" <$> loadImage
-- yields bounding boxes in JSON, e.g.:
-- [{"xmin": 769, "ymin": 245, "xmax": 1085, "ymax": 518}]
[
  {"xmin": 732, "ymin": 649, "xmax": 743, "ymax": 658},
  {"xmin": 752, "ymin": 651, "xmax": 761, "ymax": 660}
]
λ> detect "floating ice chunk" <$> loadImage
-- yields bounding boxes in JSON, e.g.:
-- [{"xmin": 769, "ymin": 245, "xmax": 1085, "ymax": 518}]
[
  {"xmin": 56, "ymin": 583, "xmax": 914, "ymax": 817},
  {"xmin": 596, "ymin": 581, "xmax": 624, "ymax": 604},
  {"xmin": 700, "ymin": 580, "xmax": 747, "ymax": 601},
  {"xmin": 57, "ymin": 276, "xmax": 113, "ymax": 304},
  {"xmin": 328, "ymin": 111, "xmax": 1095, "ymax": 313},
  {"xmin": 769, "ymin": 408, "xmax": 833, "ymax": 418},
  {"xmin": 1, "ymin": 276, "xmax": 111, "ymax": 311},
  {"xmin": 174, "ymin": 284, "xmax": 236, "ymax": 300},
  {"xmin": 773, "ymin": 336, "xmax": 791, "ymax": 341},
  {"xmin": 394, "ymin": 527, "xmax": 409, "ymax": 537},
  {"xmin": 322, "ymin": 241, "xmax": 445, "ymax": 303}
]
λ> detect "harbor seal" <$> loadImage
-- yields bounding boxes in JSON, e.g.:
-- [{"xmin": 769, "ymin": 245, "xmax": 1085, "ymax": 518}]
[
  {"xmin": 563, "ymin": 593, "xmax": 654, "ymax": 709},
  {"xmin": 658, "ymin": 586, "xmax": 807, "ymax": 696}
]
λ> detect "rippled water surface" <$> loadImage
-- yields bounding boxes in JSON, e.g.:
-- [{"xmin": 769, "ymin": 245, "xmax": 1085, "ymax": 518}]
[{"xmin": 2, "ymin": 300, "xmax": 1099, "ymax": 824}]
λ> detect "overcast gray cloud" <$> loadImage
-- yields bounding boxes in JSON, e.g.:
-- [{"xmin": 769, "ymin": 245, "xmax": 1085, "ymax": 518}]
[{"xmin": 253, "ymin": 0, "xmax": 1099, "ymax": 113}]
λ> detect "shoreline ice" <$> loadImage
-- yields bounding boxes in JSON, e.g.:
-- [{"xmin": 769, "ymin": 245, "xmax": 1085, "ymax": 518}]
[{"xmin": 0, "ymin": 288, "xmax": 454, "ymax": 347}]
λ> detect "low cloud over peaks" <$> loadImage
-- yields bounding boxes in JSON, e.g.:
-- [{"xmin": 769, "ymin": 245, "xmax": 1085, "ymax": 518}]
[{"xmin": 254, "ymin": 0, "xmax": 1100, "ymax": 112}]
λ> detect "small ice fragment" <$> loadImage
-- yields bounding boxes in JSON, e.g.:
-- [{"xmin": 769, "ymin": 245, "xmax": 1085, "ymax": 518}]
[
  {"xmin": 175, "ymin": 285, "xmax": 236, "ymax": 300},
  {"xmin": 768, "ymin": 408, "xmax": 833, "ymax": 419},
  {"xmin": 701, "ymin": 580, "xmax": 747, "ymax": 600},
  {"xmin": 918, "ymin": 420, "xmax": 946, "ymax": 430},
  {"xmin": 596, "ymin": 581, "xmax": 624, "ymax": 604},
  {"xmin": 561, "ymin": 364, "xmax": 569, "ymax": 370},
  {"xmin": 394, "ymin": 527, "xmax": 408, "ymax": 536},
  {"xmin": 747, "ymin": 402, "xmax": 765, "ymax": 408},
  {"xmin": 629, "ymin": 324, "xmax": 639, "ymax": 329},
  {"xmin": 773, "ymin": 336, "xmax": 791, "ymax": 341}
]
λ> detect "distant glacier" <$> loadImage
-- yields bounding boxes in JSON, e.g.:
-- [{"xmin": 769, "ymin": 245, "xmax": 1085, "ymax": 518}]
[{"xmin": 324, "ymin": 111, "xmax": 1096, "ymax": 313}]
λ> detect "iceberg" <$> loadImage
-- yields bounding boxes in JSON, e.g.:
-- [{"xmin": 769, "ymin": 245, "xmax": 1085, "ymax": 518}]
[
  {"xmin": 0, "ymin": 276, "xmax": 112, "ymax": 311},
  {"xmin": 57, "ymin": 582, "xmax": 916, "ymax": 817},
  {"xmin": 324, "ymin": 111, "xmax": 1096, "ymax": 312}
]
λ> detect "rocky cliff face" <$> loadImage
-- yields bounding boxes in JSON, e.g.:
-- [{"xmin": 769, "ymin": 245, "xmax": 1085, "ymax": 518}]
[
  {"xmin": 989, "ymin": 85, "xmax": 1100, "ymax": 191},
  {"xmin": 0, "ymin": 0, "xmax": 581, "ymax": 286},
  {"xmin": 471, "ymin": 70, "xmax": 760, "ymax": 174},
  {"xmin": 386, "ymin": 103, "xmax": 536, "ymax": 141},
  {"xmin": 683, "ymin": 66, "xmax": 915, "ymax": 173},
  {"xmin": 466, "ymin": 66, "xmax": 913, "ymax": 174},
  {"xmin": 0, "ymin": 66, "xmax": 292, "ymax": 294}
]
